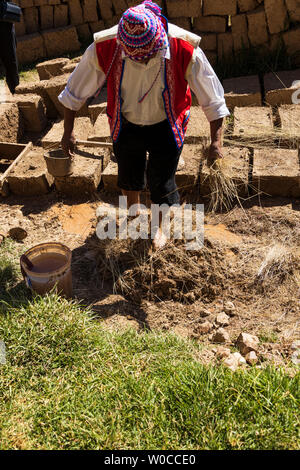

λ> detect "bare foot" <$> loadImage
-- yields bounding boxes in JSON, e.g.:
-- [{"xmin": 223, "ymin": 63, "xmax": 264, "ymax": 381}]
[{"xmin": 152, "ymin": 226, "xmax": 168, "ymax": 251}]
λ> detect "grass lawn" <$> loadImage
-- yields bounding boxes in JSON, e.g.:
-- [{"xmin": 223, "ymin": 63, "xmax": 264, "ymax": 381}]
[{"xmin": 0, "ymin": 240, "xmax": 299, "ymax": 450}]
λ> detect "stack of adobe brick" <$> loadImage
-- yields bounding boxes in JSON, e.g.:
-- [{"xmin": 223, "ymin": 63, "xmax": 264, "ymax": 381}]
[
  {"xmin": 13, "ymin": 1, "xmax": 300, "ymax": 66},
  {"xmin": 166, "ymin": 0, "xmax": 300, "ymax": 66}
]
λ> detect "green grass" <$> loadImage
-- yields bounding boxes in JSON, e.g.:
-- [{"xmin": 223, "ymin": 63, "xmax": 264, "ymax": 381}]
[{"xmin": 0, "ymin": 243, "xmax": 299, "ymax": 450}]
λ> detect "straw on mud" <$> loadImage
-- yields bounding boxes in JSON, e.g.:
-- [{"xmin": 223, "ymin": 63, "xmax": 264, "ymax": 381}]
[
  {"xmin": 205, "ymin": 158, "xmax": 243, "ymax": 213},
  {"xmin": 256, "ymin": 243, "xmax": 299, "ymax": 285}
]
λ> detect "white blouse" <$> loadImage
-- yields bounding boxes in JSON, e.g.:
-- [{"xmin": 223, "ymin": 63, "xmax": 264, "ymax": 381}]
[{"xmin": 58, "ymin": 39, "xmax": 229, "ymax": 125}]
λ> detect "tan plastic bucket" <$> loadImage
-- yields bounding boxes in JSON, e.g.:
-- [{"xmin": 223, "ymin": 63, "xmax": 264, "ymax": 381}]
[
  {"xmin": 20, "ymin": 242, "xmax": 73, "ymax": 298},
  {"xmin": 44, "ymin": 149, "xmax": 74, "ymax": 177}
]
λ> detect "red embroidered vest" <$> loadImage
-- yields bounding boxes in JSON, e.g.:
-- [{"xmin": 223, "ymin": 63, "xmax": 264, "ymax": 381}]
[{"xmin": 95, "ymin": 26, "xmax": 199, "ymax": 148}]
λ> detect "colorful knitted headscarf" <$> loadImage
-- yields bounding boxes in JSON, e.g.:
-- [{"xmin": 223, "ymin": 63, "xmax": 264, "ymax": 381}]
[{"xmin": 117, "ymin": 1, "xmax": 168, "ymax": 61}]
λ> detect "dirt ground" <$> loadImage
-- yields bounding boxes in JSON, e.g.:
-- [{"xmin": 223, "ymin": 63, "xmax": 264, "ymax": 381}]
[{"xmin": 1, "ymin": 188, "xmax": 299, "ymax": 367}]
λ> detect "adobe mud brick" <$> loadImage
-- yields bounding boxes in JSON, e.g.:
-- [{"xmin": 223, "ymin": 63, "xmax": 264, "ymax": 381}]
[
  {"xmin": 43, "ymin": 74, "xmax": 89, "ymax": 117},
  {"xmin": 14, "ymin": 94, "xmax": 47, "ymax": 133},
  {"xmin": 200, "ymin": 147, "xmax": 250, "ymax": 198},
  {"xmin": 264, "ymin": 69, "xmax": 300, "ymax": 106},
  {"xmin": 41, "ymin": 26, "xmax": 80, "ymax": 57},
  {"xmin": 252, "ymin": 148, "xmax": 300, "ymax": 197},
  {"xmin": 176, "ymin": 144, "xmax": 204, "ymax": 191},
  {"xmin": 88, "ymin": 103, "xmax": 107, "ymax": 125},
  {"xmin": 54, "ymin": 148, "xmax": 111, "ymax": 196},
  {"xmin": 264, "ymin": 0, "xmax": 288, "ymax": 34},
  {"xmin": 82, "ymin": 0, "xmax": 98, "ymax": 22},
  {"xmin": 0, "ymin": 103, "xmax": 24, "ymax": 143},
  {"xmin": 285, "ymin": 0, "xmax": 300, "ymax": 22},
  {"xmin": 102, "ymin": 144, "xmax": 204, "ymax": 193},
  {"xmin": 41, "ymin": 118, "xmax": 94, "ymax": 149},
  {"xmin": 36, "ymin": 58, "xmax": 70, "ymax": 81},
  {"xmin": 16, "ymin": 33, "xmax": 46, "ymax": 64},
  {"xmin": 15, "ymin": 80, "xmax": 58, "ymax": 119},
  {"xmin": 97, "ymin": 0, "xmax": 114, "ymax": 21},
  {"xmin": 185, "ymin": 107, "xmax": 215, "ymax": 146},
  {"xmin": 233, "ymin": 106, "xmax": 274, "ymax": 142},
  {"xmin": 6, "ymin": 148, "xmax": 54, "ymax": 196},
  {"xmin": 247, "ymin": 7, "xmax": 269, "ymax": 47},
  {"xmin": 54, "ymin": 4, "xmax": 69, "ymax": 29},
  {"xmin": 166, "ymin": 0, "xmax": 202, "ymax": 18},
  {"xmin": 224, "ymin": 76, "xmax": 262, "ymax": 108},
  {"xmin": 23, "ymin": 6, "xmax": 39, "ymax": 34},
  {"xmin": 277, "ymin": 105, "xmax": 300, "ymax": 149},
  {"xmin": 39, "ymin": 5, "xmax": 54, "ymax": 30},
  {"xmin": 193, "ymin": 16, "xmax": 227, "ymax": 33},
  {"xmin": 203, "ymin": 0, "xmax": 237, "ymax": 16},
  {"xmin": 218, "ymin": 32, "xmax": 233, "ymax": 60},
  {"xmin": 88, "ymin": 113, "xmax": 111, "ymax": 141},
  {"xmin": 237, "ymin": 0, "xmax": 257, "ymax": 12}
]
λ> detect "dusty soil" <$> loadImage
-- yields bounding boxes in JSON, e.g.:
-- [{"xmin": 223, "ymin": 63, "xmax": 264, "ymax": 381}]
[{"xmin": 0, "ymin": 189, "xmax": 299, "ymax": 367}]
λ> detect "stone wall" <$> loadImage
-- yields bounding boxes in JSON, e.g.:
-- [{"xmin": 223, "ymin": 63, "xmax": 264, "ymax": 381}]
[{"xmin": 14, "ymin": 0, "xmax": 300, "ymax": 66}]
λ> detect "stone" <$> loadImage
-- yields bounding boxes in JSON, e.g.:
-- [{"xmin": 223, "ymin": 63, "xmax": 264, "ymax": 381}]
[
  {"xmin": 216, "ymin": 346, "xmax": 231, "ymax": 359},
  {"xmin": 245, "ymin": 351, "xmax": 258, "ymax": 365},
  {"xmin": 8, "ymin": 227, "xmax": 27, "ymax": 241},
  {"xmin": 291, "ymin": 350, "xmax": 300, "ymax": 366},
  {"xmin": 223, "ymin": 354, "xmax": 239, "ymax": 371},
  {"xmin": 252, "ymin": 148, "xmax": 300, "ymax": 197},
  {"xmin": 232, "ymin": 106, "xmax": 274, "ymax": 141},
  {"xmin": 291, "ymin": 340, "xmax": 300, "ymax": 351},
  {"xmin": 212, "ymin": 328, "xmax": 230, "ymax": 344},
  {"xmin": 223, "ymin": 301, "xmax": 236, "ymax": 316},
  {"xmin": 224, "ymin": 75, "xmax": 262, "ymax": 108},
  {"xmin": 41, "ymin": 118, "xmax": 94, "ymax": 149},
  {"xmin": 36, "ymin": 58, "xmax": 70, "ymax": 81},
  {"xmin": 236, "ymin": 332, "xmax": 259, "ymax": 356},
  {"xmin": 14, "ymin": 94, "xmax": 47, "ymax": 133},
  {"xmin": 195, "ymin": 321, "xmax": 214, "ymax": 334},
  {"xmin": 216, "ymin": 312, "xmax": 230, "ymax": 327},
  {"xmin": 232, "ymin": 352, "xmax": 247, "ymax": 365}
]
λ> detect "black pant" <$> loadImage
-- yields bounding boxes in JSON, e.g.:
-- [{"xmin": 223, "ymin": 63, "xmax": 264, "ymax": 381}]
[
  {"xmin": 113, "ymin": 118, "xmax": 182, "ymax": 206},
  {"xmin": 0, "ymin": 22, "xmax": 19, "ymax": 94}
]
